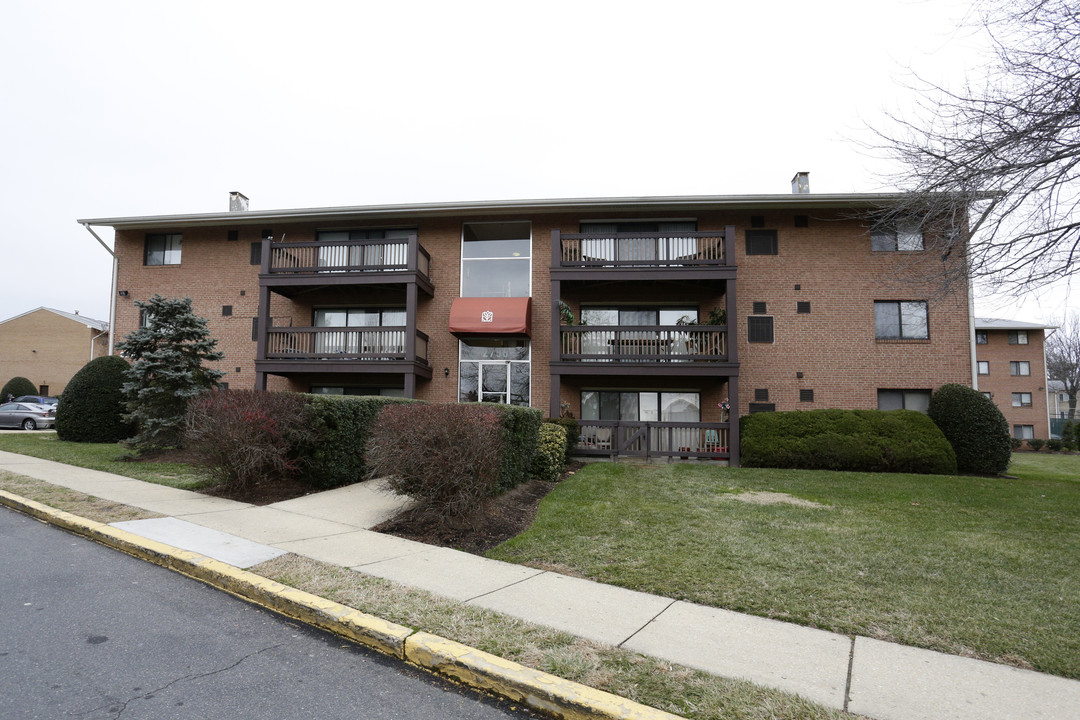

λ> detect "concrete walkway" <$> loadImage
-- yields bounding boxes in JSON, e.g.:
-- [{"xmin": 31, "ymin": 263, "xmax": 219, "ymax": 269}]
[{"xmin": 1, "ymin": 448, "xmax": 1077, "ymax": 720}]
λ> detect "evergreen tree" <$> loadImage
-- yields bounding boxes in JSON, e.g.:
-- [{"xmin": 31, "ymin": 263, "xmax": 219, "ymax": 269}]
[{"xmin": 116, "ymin": 295, "xmax": 223, "ymax": 452}]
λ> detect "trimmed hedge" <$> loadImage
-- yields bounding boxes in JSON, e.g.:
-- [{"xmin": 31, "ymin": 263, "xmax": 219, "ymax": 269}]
[
  {"xmin": 55, "ymin": 356, "xmax": 135, "ymax": 443},
  {"xmin": 476, "ymin": 403, "xmax": 543, "ymax": 491},
  {"xmin": 740, "ymin": 408, "xmax": 957, "ymax": 474},
  {"xmin": 532, "ymin": 423, "xmax": 568, "ymax": 483},
  {"xmin": 927, "ymin": 383, "xmax": 1011, "ymax": 475},
  {"xmin": 2, "ymin": 376, "xmax": 37, "ymax": 400},
  {"xmin": 544, "ymin": 416, "xmax": 580, "ymax": 462},
  {"xmin": 298, "ymin": 394, "xmax": 421, "ymax": 489}
]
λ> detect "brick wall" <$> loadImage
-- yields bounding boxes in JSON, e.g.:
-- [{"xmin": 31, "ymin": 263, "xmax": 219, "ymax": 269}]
[
  {"xmin": 976, "ymin": 328, "xmax": 1050, "ymax": 438},
  {"xmin": 0, "ymin": 310, "xmax": 109, "ymax": 395}
]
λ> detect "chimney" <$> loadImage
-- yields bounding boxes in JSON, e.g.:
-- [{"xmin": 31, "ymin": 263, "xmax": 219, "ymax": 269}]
[
  {"xmin": 229, "ymin": 191, "xmax": 249, "ymax": 212},
  {"xmin": 790, "ymin": 172, "xmax": 810, "ymax": 194}
]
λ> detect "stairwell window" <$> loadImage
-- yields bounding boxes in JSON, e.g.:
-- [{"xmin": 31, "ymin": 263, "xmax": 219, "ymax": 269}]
[
  {"xmin": 874, "ymin": 301, "xmax": 928, "ymax": 340},
  {"xmin": 461, "ymin": 222, "xmax": 531, "ymax": 297},
  {"xmin": 144, "ymin": 233, "xmax": 182, "ymax": 265}
]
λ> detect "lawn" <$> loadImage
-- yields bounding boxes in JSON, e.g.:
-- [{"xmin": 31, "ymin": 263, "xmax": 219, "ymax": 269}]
[
  {"xmin": 0, "ymin": 432, "xmax": 210, "ymax": 489},
  {"xmin": 487, "ymin": 454, "xmax": 1080, "ymax": 679}
]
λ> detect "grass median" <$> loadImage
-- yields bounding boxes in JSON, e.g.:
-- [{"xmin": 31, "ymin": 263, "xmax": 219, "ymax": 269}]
[{"xmin": 487, "ymin": 454, "xmax": 1080, "ymax": 679}]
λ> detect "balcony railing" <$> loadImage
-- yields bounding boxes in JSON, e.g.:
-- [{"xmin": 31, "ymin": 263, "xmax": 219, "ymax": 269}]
[
  {"xmin": 576, "ymin": 420, "xmax": 730, "ymax": 459},
  {"xmin": 556, "ymin": 231, "xmax": 729, "ymax": 268},
  {"xmin": 265, "ymin": 237, "xmax": 431, "ymax": 278},
  {"xmin": 263, "ymin": 326, "xmax": 429, "ymax": 363},
  {"xmin": 559, "ymin": 326, "xmax": 727, "ymax": 362}
]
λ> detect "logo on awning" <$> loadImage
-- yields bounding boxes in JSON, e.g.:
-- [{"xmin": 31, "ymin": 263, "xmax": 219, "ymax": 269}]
[{"xmin": 481, "ymin": 311, "xmax": 494, "ymax": 323}]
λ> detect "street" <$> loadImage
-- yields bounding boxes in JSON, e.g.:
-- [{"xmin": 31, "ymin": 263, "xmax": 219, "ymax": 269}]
[{"xmin": 0, "ymin": 506, "xmax": 536, "ymax": 719}]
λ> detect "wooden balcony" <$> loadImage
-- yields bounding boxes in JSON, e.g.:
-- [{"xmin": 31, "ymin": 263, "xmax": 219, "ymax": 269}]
[
  {"xmin": 553, "ymin": 326, "xmax": 729, "ymax": 377},
  {"xmin": 260, "ymin": 235, "xmax": 433, "ymax": 295},
  {"xmin": 551, "ymin": 227, "xmax": 736, "ymax": 282},
  {"xmin": 576, "ymin": 420, "xmax": 730, "ymax": 461},
  {"xmin": 255, "ymin": 326, "xmax": 431, "ymax": 378}
]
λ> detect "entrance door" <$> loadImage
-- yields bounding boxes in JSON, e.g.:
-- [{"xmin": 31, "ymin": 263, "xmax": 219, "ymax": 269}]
[{"xmin": 479, "ymin": 361, "xmax": 509, "ymax": 404}]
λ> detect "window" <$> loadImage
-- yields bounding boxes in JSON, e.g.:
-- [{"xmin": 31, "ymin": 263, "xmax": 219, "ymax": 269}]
[
  {"xmin": 877, "ymin": 389, "xmax": 932, "ymax": 412},
  {"xmin": 144, "ymin": 233, "xmax": 182, "ymax": 265},
  {"xmin": 459, "ymin": 338, "xmax": 530, "ymax": 406},
  {"xmin": 580, "ymin": 391, "xmax": 700, "ymax": 422},
  {"xmin": 871, "ymin": 222, "xmax": 923, "ymax": 251},
  {"xmin": 745, "ymin": 230, "xmax": 778, "ymax": 255},
  {"xmin": 461, "ymin": 222, "xmax": 531, "ymax": 297},
  {"xmin": 1010, "ymin": 361, "xmax": 1031, "ymax": 376},
  {"xmin": 250, "ymin": 242, "xmax": 262, "ymax": 265},
  {"xmin": 796, "ymin": 301, "xmax": 811, "ymax": 314},
  {"xmin": 748, "ymin": 316, "xmax": 774, "ymax": 343},
  {"xmin": 1014, "ymin": 424, "xmax": 1034, "ymax": 439},
  {"xmin": 1012, "ymin": 392, "xmax": 1033, "ymax": 407},
  {"xmin": 982, "ymin": 391, "xmax": 992, "ymax": 400},
  {"xmin": 313, "ymin": 307, "xmax": 407, "ymax": 354},
  {"xmin": 578, "ymin": 221, "xmax": 698, "ymax": 264},
  {"xmin": 977, "ymin": 361, "xmax": 989, "ymax": 375},
  {"xmin": 799, "ymin": 389, "xmax": 814, "ymax": 402},
  {"xmin": 317, "ymin": 228, "xmax": 413, "ymax": 271},
  {"xmin": 1008, "ymin": 330, "xmax": 1029, "ymax": 345},
  {"xmin": 874, "ymin": 301, "xmax": 928, "ymax": 340},
  {"xmin": 976, "ymin": 331, "xmax": 988, "ymax": 344}
]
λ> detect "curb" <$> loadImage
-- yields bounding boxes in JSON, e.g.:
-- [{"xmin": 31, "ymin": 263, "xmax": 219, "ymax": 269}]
[{"xmin": 0, "ymin": 489, "xmax": 685, "ymax": 720}]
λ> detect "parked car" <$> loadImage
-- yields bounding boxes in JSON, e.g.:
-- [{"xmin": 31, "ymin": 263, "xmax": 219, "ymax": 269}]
[
  {"xmin": 14, "ymin": 395, "xmax": 59, "ymax": 406},
  {"xmin": 0, "ymin": 402, "xmax": 56, "ymax": 430}
]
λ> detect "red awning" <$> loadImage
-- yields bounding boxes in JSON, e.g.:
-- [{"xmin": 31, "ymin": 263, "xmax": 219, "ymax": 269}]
[{"xmin": 449, "ymin": 297, "xmax": 531, "ymax": 337}]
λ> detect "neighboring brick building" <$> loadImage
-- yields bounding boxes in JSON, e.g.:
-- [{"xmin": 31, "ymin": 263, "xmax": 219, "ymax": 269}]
[
  {"xmin": 974, "ymin": 318, "xmax": 1054, "ymax": 440},
  {"xmin": 0, "ymin": 307, "xmax": 109, "ymax": 396},
  {"xmin": 80, "ymin": 179, "xmax": 975, "ymax": 465}
]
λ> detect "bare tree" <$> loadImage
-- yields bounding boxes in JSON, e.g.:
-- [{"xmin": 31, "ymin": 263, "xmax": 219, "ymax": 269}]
[
  {"xmin": 1047, "ymin": 313, "xmax": 1080, "ymax": 420},
  {"xmin": 873, "ymin": 0, "xmax": 1080, "ymax": 294}
]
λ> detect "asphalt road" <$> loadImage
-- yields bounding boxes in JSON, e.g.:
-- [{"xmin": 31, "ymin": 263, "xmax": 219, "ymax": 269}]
[{"xmin": 0, "ymin": 506, "xmax": 537, "ymax": 719}]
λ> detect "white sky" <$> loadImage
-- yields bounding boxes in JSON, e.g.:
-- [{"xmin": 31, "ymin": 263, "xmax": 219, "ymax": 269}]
[{"xmin": 1, "ymin": 0, "xmax": 1073, "ymax": 326}]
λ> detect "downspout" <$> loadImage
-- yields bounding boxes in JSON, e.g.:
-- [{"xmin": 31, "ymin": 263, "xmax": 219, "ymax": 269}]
[
  {"xmin": 968, "ymin": 276, "xmax": 978, "ymax": 390},
  {"xmin": 81, "ymin": 223, "xmax": 117, "ymax": 355},
  {"xmin": 90, "ymin": 328, "xmax": 108, "ymax": 361}
]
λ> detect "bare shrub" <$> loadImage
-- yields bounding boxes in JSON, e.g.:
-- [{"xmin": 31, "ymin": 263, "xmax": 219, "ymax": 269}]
[
  {"xmin": 366, "ymin": 403, "xmax": 504, "ymax": 528},
  {"xmin": 184, "ymin": 390, "xmax": 316, "ymax": 489}
]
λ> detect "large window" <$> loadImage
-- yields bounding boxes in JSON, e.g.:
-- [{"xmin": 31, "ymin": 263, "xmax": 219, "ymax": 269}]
[
  {"xmin": 874, "ymin": 301, "xmax": 928, "ymax": 340},
  {"xmin": 1010, "ymin": 361, "xmax": 1031, "ymax": 376},
  {"xmin": 877, "ymin": 389, "xmax": 932, "ymax": 413},
  {"xmin": 461, "ymin": 222, "xmax": 531, "ymax": 297},
  {"xmin": 871, "ymin": 222, "xmax": 924, "ymax": 251},
  {"xmin": 458, "ymin": 338, "xmax": 530, "ymax": 406},
  {"xmin": 581, "ymin": 391, "xmax": 700, "ymax": 422},
  {"xmin": 144, "ymin": 233, "xmax": 182, "ymax": 265}
]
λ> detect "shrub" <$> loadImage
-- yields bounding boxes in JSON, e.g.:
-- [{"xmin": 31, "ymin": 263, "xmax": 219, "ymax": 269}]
[
  {"xmin": 532, "ymin": 423, "xmax": 568, "ymax": 483},
  {"xmin": 2, "ymin": 376, "xmax": 37, "ymax": 401},
  {"xmin": 544, "ymin": 416, "xmax": 580, "ymax": 462},
  {"xmin": 1028, "ymin": 438, "xmax": 1046, "ymax": 451},
  {"xmin": 298, "ymin": 394, "xmax": 420, "ymax": 489},
  {"xmin": 55, "ymin": 356, "xmax": 135, "ymax": 443},
  {"xmin": 928, "ymin": 383, "xmax": 1012, "ymax": 475},
  {"xmin": 1062, "ymin": 421, "xmax": 1077, "ymax": 451},
  {"xmin": 184, "ymin": 390, "xmax": 317, "ymax": 489},
  {"xmin": 740, "ymin": 408, "xmax": 957, "ymax": 474},
  {"xmin": 480, "ymin": 403, "xmax": 543, "ymax": 491},
  {"xmin": 1010, "ymin": 437, "xmax": 1024, "ymax": 450},
  {"xmin": 1046, "ymin": 438, "xmax": 1064, "ymax": 452},
  {"xmin": 366, "ymin": 403, "xmax": 504, "ymax": 527}
]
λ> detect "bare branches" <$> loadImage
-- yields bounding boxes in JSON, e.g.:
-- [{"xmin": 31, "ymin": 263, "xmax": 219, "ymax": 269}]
[{"xmin": 872, "ymin": 0, "xmax": 1080, "ymax": 293}]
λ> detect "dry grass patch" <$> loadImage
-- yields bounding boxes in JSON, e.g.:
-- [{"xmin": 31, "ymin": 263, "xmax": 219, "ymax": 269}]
[
  {"xmin": 0, "ymin": 470, "xmax": 161, "ymax": 523},
  {"xmin": 252, "ymin": 553, "xmax": 844, "ymax": 720},
  {"xmin": 725, "ymin": 491, "xmax": 830, "ymax": 509}
]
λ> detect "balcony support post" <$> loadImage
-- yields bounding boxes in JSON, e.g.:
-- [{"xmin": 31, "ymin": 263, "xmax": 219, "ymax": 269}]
[
  {"xmin": 728, "ymin": 374, "xmax": 740, "ymax": 467},
  {"xmin": 256, "ymin": 285, "xmax": 271, "ymax": 364},
  {"xmin": 405, "ymin": 281, "xmax": 418, "ymax": 361}
]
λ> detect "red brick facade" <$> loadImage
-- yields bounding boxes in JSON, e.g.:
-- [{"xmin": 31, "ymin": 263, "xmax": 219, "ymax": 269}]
[
  {"xmin": 98, "ymin": 194, "xmax": 975, "ymax": 464},
  {"xmin": 974, "ymin": 322, "xmax": 1051, "ymax": 439}
]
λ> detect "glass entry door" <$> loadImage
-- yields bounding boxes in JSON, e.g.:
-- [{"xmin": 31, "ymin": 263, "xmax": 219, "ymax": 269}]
[{"xmin": 458, "ymin": 338, "xmax": 530, "ymax": 406}]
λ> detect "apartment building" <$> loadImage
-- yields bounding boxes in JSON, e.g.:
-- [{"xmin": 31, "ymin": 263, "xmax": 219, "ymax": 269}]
[
  {"xmin": 80, "ymin": 177, "xmax": 974, "ymax": 466},
  {"xmin": 0, "ymin": 307, "xmax": 109, "ymax": 396},
  {"xmin": 974, "ymin": 318, "xmax": 1054, "ymax": 440}
]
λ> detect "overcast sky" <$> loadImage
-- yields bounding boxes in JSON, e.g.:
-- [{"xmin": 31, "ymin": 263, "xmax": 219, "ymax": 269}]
[{"xmin": 1, "ymin": 0, "xmax": 1072, "ymax": 327}]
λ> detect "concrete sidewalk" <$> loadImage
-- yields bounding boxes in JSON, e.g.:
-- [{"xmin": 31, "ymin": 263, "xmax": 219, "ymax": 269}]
[{"xmin": 1, "ymin": 448, "xmax": 1077, "ymax": 720}]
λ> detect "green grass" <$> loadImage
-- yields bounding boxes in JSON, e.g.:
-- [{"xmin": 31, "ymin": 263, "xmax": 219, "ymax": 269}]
[
  {"xmin": 488, "ymin": 457, "xmax": 1080, "ymax": 679},
  {"xmin": 0, "ymin": 432, "xmax": 210, "ymax": 489}
]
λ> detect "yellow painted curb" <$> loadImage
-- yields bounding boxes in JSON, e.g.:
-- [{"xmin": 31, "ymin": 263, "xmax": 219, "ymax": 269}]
[
  {"xmin": 1, "ymin": 488, "xmax": 687, "ymax": 720},
  {"xmin": 406, "ymin": 632, "xmax": 685, "ymax": 720},
  {"xmin": 0, "ymin": 489, "xmax": 411, "ymax": 658}
]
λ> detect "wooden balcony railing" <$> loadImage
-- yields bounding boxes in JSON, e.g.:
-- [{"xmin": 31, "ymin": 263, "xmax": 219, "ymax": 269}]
[
  {"xmin": 576, "ymin": 421, "xmax": 730, "ymax": 459},
  {"xmin": 263, "ymin": 326, "xmax": 429, "ymax": 363},
  {"xmin": 559, "ymin": 326, "xmax": 727, "ymax": 362},
  {"xmin": 265, "ymin": 237, "xmax": 431, "ymax": 278},
  {"xmin": 555, "ymin": 231, "xmax": 729, "ymax": 268}
]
